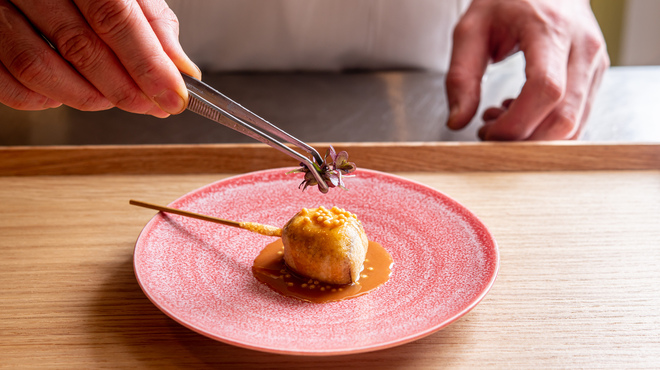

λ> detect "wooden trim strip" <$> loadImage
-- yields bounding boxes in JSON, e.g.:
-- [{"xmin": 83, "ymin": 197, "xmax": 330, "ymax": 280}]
[{"xmin": 0, "ymin": 142, "xmax": 658, "ymax": 176}]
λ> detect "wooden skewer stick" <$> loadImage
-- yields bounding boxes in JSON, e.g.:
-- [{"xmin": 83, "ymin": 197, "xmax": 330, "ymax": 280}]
[{"xmin": 129, "ymin": 199, "xmax": 282, "ymax": 237}]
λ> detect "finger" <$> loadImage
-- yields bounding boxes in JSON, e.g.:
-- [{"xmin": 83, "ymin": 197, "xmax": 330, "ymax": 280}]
[
  {"xmin": 136, "ymin": 0, "xmax": 201, "ymax": 79},
  {"xmin": 483, "ymin": 27, "xmax": 570, "ymax": 140},
  {"xmin": 526, "ymin": 61, "xmax": 589, "ymax": 140},
  {"xmin": 445, "ymin": 8, "xmax": 490, "ymax": 130},
  {"xmin": 478, "ymin": 121, "xmax": 495, "ymax": 141},
  {"xmin": 482, "ymin": 106, "xmax": 505, "ymax": 121},
  {"xmin": 479, "ymin": 99, "xmax": 516, "ymax": 139},
  {"xmin": 74, "ymin": 0, "xmax": 188, "ymax": 115},
  {"xmin": 0, "ymin": 62, "xmax": 61, "ymax": 110},
  {"xmin": 571, "ymin": 32, "xmax": 609, "ymax": 140},
  {"xmin": 528, "ymin": 47, "xmax": 608, "ymax": 140},
  {"xmin": 570, "ymin": 60, "xmax": 607, "ymax": 140},
  {"xmin": 567, "ymin": 77, "xmax": 596, "ymax": 140},
  {"xmin": 481, "ymin": 98, "xmax": 515, "ymax": 121},
  {"xmin": 11, "ymin": 0, "xmax": 168, "ymax": 116},
  {"xmin": 0, "ymin": 0, "xmax": 111, "ymax": 111}
]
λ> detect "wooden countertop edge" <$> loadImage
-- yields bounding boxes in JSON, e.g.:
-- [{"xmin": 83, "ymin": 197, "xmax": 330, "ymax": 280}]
[{"xmin": 0, "ymin": 142, "xmax": 658, "ymax": 175}]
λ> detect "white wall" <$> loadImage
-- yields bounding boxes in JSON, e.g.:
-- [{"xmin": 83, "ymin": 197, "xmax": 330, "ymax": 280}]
[{"xmin": 619, "ymin": 0, "xmax": 660, "ymax": 65}]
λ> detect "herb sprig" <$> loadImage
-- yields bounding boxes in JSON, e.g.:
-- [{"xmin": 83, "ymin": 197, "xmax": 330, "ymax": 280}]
[{"xmin": 288, "ymin": 146, "xmax": 357, "ymax": 193}]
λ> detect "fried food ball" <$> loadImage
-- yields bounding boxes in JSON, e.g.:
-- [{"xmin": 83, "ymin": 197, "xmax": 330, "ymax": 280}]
[{"xmin": 282, "ymin": 206, "xmax": 368, "ymax": 285}]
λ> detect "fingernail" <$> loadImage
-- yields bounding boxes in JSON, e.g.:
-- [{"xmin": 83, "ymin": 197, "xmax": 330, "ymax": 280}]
[{"xmin": 154, "ymin": 89, "xmax": 186, "ymax": 115}]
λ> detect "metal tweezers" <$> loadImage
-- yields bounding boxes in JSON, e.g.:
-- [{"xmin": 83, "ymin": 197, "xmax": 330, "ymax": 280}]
[{"xmin": 182, "ymin": 73, "xmax": 329, "ymax": 193}]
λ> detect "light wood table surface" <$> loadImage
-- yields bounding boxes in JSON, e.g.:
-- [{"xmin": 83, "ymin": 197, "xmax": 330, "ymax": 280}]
[{"xmin": 1, "ymin": 143, "xmax": 659, "ymax": 368}]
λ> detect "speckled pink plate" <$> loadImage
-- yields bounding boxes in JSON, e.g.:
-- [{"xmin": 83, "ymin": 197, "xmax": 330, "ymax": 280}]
[{"xmin": 133, "ymin": 168, "xmax": 498, "ymax": 355}]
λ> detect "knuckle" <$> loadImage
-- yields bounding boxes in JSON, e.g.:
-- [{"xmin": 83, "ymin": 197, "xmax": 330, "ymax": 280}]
[
  {"xmin": 545, "ymin": 110, "xmax": 579, "ymax": 139},
  {"xmin": 529, "ymin": 1, "xmax": 569, "ymax": 34},
  {"xmin": 601, "ymin": 54, "xmax": 611, "ymax": 70},
  {"xmin": 541, "ymin": 9, "xmax": 566, "ymax": 30},
  {"xmin": 75, "ymin": 91, "xmax": 109, "ymax": 111},
  {"xmin": 555, "ymin": 110, "xmax": 579, "ymax": 129},
  {"xmin": 0, "ymin": 87, "xmax": 42, "ymax": 110},
  {"xmin": 8, "ymin": 48, "xmax": 52, "ymax": 86},
  {"xmin": 446, "ymin": 64, "xmax": 481, "ymax": 91},
  {"xmin": 153, "ymin": 6, "xmax": 180, "ymax": 30},
  {"xmin": 505, "ymin": 123, "xmax": 532, "ymax": 140},
  {"xmin": 531, "ymin": 73, "xmax": 564, "ymax": 103},
  {"xmin": 452, "ymin": 16, "xmax": 477, "ymax": 42},
  {"xmin": 132, "ymin": 55, "xmax": 163, "ymax": 82},
  {"xmin": 590, "ymin": 42, "xmax": 610, "ymax": 71},
  {"xmin": 86, "ymin": 0, "xmax": 133, "ymax": 36},
  {"xmin": 445, "ymin": 68, "xmax": 467, "ymax": 88},
  {"xmin": 581, "ymin": 33, "xmax": 606, "ymax": 60},
  {"xmin": 112, "ymin": 88, "xmax": 152, "ymax": 113},
  {"xmin": 525, "ymin": 4, "xmax": 571, "ymax": 44},
  {"xmin": 51, "ymin": 25, "xmax": 103, "ymax": 71},
  {"xmin": 0, "ymin": 73, "xmax": 56, "ymax": 110}
]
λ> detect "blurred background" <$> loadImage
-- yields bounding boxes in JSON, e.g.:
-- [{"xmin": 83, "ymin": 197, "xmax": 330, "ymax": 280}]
[
  {"xmin": 1, "ymin": 0, "xmax": 659, "ymax": 145},
  {"xmin": 591, "ymin": 0, "xmax": 660, "ymax": 66}
]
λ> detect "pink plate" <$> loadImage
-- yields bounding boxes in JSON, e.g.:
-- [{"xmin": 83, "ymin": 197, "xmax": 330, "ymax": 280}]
[{"xmin": 133, "ymin": 168, "xmax": 499, "ymax": 355}]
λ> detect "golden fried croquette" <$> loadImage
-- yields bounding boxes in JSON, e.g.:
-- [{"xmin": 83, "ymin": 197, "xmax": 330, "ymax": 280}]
[{"xmin": 282, "ymin": 206, "xmax": 368, "ymax": 285}]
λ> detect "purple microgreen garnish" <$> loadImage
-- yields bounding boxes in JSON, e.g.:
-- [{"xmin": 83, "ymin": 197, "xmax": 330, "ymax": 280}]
[{"xmin": 287, "ymin": 145, "xmax": 357, "ymax": 193}]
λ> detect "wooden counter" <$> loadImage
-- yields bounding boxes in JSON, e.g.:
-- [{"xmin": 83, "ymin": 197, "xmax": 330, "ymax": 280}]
[{"xmin": 1, "ymin": 143, "xmax": 659, "ymax": 368}]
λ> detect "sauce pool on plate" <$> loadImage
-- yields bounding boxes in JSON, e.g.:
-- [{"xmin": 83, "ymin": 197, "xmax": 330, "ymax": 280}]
[{"xmin": 252, "ymin": 239, "xmax": 393, "ymax": 303}]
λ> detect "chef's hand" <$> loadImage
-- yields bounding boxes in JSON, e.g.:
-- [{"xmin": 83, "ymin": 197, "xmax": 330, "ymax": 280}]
[
  {"xmin": 0, "ymin": 0, "xmax": 200, "ymax": 117},
  {"xmin": 445, "ymin": 0, "xmax": 609, "ymax": 140}
]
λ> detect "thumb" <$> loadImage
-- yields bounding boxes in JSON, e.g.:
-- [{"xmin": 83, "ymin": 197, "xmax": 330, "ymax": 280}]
[{"xmin": 445, "ymin": 15, "xmax": 490, "ymax": 130}]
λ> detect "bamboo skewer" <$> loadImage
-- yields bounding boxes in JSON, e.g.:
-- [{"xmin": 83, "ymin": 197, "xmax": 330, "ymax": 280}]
[
  {"xmin": 130, "ymin": 199, "xmax": 239, "ymax": 227},
  {"xmin": 129, "ymin": 199, "xmax": 283, "ymax": 237}
]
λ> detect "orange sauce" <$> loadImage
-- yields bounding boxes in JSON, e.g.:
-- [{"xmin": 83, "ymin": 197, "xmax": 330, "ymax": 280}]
[{"xmin": 252, "ymin": 239, "xmax": 393, "ymax": 303}]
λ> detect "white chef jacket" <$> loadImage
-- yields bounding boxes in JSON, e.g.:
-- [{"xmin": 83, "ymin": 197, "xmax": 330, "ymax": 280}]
[{"xmin": 166, "ymin": 0, "xmax": 472, "ymax": 72}]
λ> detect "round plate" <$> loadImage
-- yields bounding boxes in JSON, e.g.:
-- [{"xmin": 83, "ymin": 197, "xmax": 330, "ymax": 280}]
[{"xmin": 133, "ymin": 168, "xmax": 499, "ymax": 355}]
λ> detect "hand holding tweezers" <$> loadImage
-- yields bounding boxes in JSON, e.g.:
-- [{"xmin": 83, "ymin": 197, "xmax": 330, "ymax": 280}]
[{"xmin": 181, "ymin": 73, "xmax": 329, "ymax": 193}]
